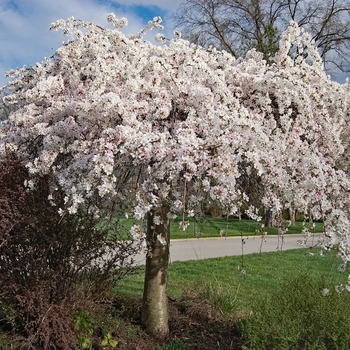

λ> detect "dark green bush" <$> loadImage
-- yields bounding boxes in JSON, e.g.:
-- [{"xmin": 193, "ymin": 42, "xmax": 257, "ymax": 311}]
[{"xmin": 238, "ymin": 274, "xmax": 350, "ymax": 350}]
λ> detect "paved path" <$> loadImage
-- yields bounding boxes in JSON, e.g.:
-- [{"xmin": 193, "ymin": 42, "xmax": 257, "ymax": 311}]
[{"xmin": 135, "ymin": 233, "xmax": 323, "ymax": 265}]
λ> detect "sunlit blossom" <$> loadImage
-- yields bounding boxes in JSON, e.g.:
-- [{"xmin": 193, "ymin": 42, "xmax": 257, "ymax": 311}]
[{"xmin": 155, "ymin": 33, "xmax": 166, "ymax": 43}]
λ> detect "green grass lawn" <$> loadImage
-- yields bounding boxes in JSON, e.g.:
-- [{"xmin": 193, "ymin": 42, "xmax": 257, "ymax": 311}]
[
  {"xmin": 111, "ymin": 247, "xmax": 350, "ymax": 349},
  {"xmin": 117, "ymin": 215, "xmax": 324, "ymax": 240},
  {"xmin": 115, "ymin": 247, "xmax": 344, "ymax": 312}
]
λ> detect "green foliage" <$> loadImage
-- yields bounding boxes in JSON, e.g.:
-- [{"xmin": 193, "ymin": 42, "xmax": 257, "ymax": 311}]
[
  {"xmin": 199, "ymin": 281, "xmax": 240, "ymax": 318},
  {"xmin": 246, "ymin": 23, "xmax": 280, "ymax": 63},
  {"xmin": 72, "ymin": 310, "xmax": 118, "ymax": 350},
  {"xmin": 238, "ymin": 274, "xmax": 350, "ymax": 350},
  {"xmin": 153, "ymin": 340, "xmax": 190, "ymax": 350},
  {"xmin": 101, "ymin": 332, "xmax": 118, "ymax": 349},
  {"xmin": 72, "ymin": 310, "xmax": 94, "ymax": 349},
  {"xmin": 0, "ymin": 330, "xmax": 14, "ymax": 349}
]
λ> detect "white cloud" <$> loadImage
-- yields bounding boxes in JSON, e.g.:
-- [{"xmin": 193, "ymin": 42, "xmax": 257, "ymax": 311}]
[{"xmin": 0, "ymin": 0, "xmax": 178, "ymax": 87}]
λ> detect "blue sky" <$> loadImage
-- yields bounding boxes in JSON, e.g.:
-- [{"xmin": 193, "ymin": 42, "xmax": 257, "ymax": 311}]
[{"xmin": 0, "ymin": 0, "xmax": 180, "ymax": 87}]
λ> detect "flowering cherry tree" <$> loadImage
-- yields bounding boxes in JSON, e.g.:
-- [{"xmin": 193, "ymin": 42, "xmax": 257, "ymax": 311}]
[{"xmin": 0, "ymin": 14, "xmax": 349, "ymax": 337}]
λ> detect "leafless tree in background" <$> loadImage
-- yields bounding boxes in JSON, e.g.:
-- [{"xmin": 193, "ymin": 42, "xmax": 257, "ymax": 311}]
[{"xmin": 173, "ymin": 0, "xmax": 350, "ymax": 75}]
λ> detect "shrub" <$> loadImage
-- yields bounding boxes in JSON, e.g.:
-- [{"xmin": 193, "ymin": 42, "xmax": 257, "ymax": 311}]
[
  {"xmin": 200, "ymin": 281, "xmax": 240, "ymax": 319},
  {"xmin": 238, "ymin": 274, "xmax": 350, "ymax": 350},
  {"xmin": 0, "ymin": 155, "xmax": 138, "ymax": 349}
]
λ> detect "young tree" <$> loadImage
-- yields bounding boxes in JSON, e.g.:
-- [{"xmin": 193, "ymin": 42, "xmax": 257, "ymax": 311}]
[
  {"xmin": 0, "ymin": 15, "xmax": 349, "ymax": 337},
  {"xmin": 173, "ymin": 0, "xmax": 350, "ymax": 74}
]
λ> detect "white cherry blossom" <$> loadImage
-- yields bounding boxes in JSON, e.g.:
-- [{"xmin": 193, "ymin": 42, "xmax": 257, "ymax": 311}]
[{"xmin": 0, "ymin": 16, "xmax": 349, "ymax": 265}]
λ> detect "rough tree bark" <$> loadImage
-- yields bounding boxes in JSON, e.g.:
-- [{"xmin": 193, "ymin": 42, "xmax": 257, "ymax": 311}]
[{"xmin": 141, "ymin": 206, "xmax": 170, "ymax": 338}]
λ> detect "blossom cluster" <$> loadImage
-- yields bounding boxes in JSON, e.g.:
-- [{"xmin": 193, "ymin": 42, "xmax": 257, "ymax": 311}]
[{"xmin": 0, "ymin": 15, "xmax": 349, "ymax": 262}]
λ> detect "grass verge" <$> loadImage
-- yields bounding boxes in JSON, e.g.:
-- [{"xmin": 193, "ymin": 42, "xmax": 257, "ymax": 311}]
[
  {"xmin": 112, "ymin": 247, "xmax": 350, "ymax": 349},
  {"xmin": 117, "ymin": 215, "xmax": 323, "ymax": 240},
  {"xmin": 116, "ymin": 247, "xmax": 343, "ymax": 307}
]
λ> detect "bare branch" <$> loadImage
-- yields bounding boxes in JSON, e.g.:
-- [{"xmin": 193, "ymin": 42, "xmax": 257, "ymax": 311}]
[{"xmin": 174, "ymin": 0, "xmax": 350, "ymax": 74}]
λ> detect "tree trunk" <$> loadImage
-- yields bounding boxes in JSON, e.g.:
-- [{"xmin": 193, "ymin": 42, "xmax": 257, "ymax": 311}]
[
  {"xmin": 289, "ymin": 207, "xmax": 296, "ymax": 226},
  {"xmin": 141, "ymin": 207, "xmax": 170, "ymax": 338},
  {"xmin": 265, "ymin": 208, "xmax": 274, "ymax": 227}
]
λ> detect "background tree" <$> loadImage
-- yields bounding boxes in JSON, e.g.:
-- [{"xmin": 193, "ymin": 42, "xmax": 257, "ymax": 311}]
[
  {"xmin": 0, "ymin": 89, "xmax": 21, "ymax": 124},
  {"xmin": 173, "ymin": 0, "xmax": 350, "ymax": 74},
  {"xmin": 0, "ymin": 15, "xmax": 349, "ymax": 339}
]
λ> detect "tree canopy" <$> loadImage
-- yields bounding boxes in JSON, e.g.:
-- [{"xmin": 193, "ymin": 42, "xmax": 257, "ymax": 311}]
[{"xmin": 0, "ymin": 14, "xmax": 349, "ymax": 336}]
